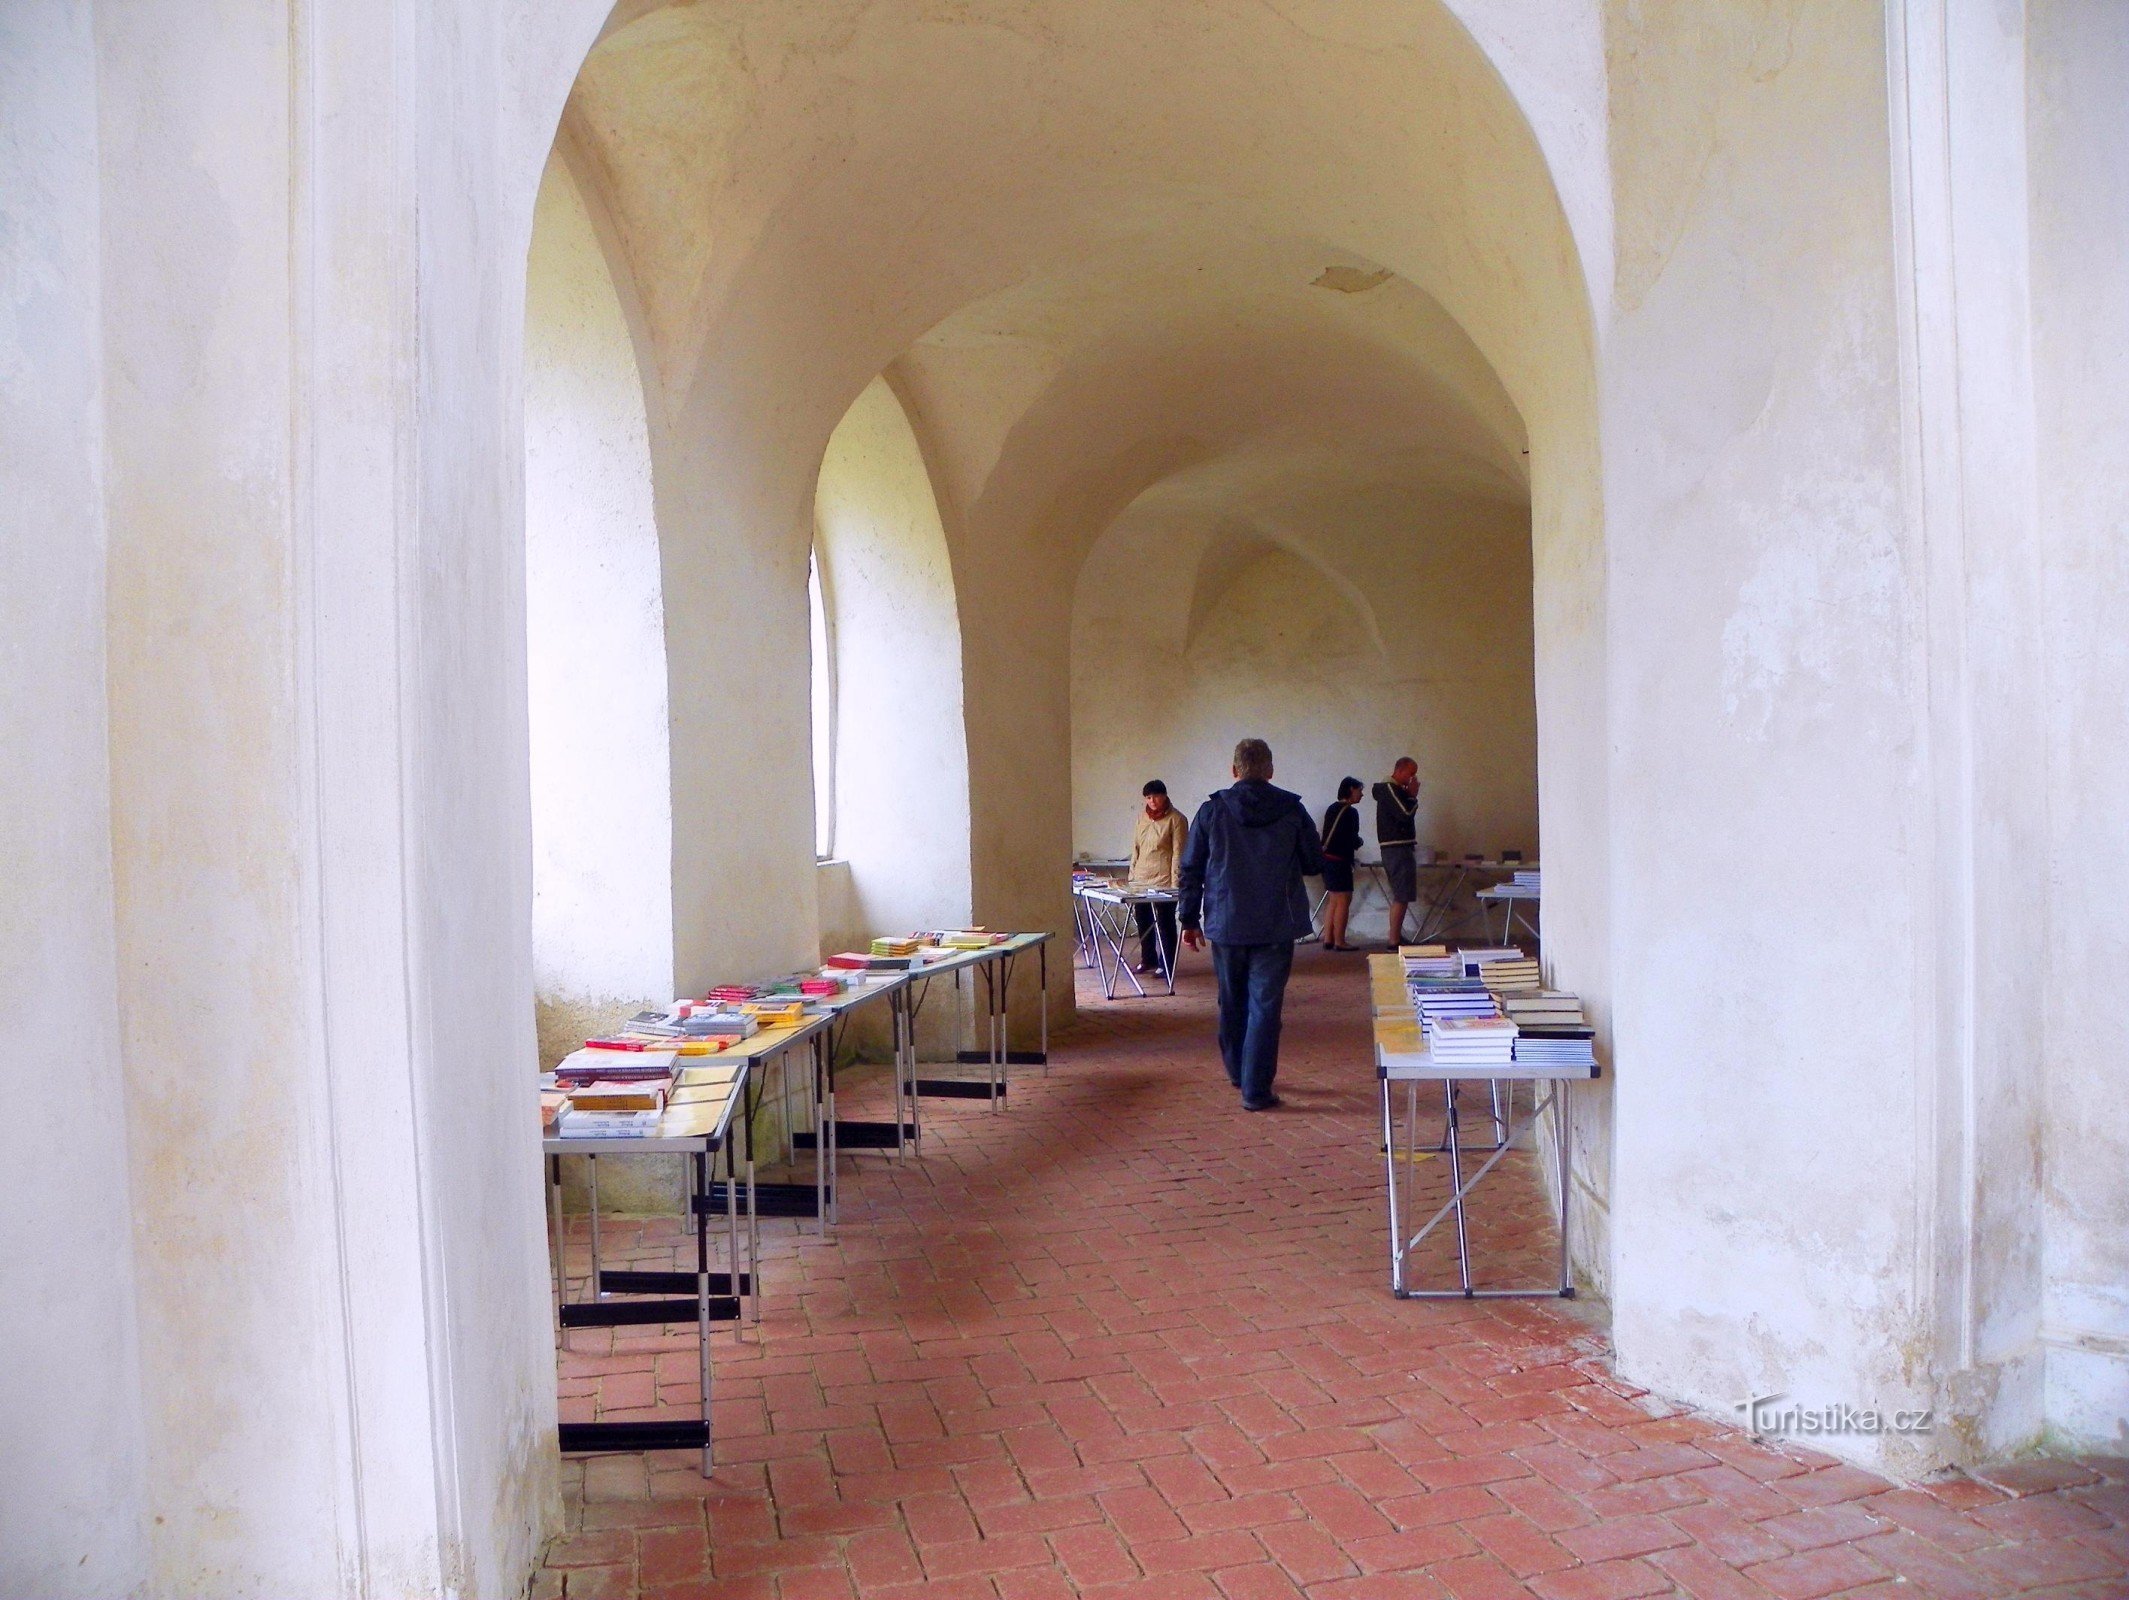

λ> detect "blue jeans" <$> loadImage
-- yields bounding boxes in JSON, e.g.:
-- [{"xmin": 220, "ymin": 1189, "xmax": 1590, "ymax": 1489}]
[{"xmin": 1211, "ymin": 940, "xmax": 1295, "ymax": 1105}]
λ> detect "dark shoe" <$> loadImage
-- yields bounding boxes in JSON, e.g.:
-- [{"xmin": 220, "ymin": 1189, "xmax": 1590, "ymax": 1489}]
[{"xmin": 1242, "ymin": 1094, "xmax": 1283, "ymax": 1112}]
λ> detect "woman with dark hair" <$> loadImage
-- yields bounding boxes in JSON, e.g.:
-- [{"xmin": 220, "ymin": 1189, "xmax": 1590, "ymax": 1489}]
[{"xmin": 1318, "ymin": 777, "xmax": 1365, "ymax": 951}]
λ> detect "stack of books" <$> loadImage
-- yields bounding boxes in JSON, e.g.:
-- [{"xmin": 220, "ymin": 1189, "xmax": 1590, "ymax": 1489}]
[
  {"xmin": 936, "ymin": 930, "xmax": 997, "ymax": 951},
  {"xmin": 740, "ymin": 1000, "xmax": 804, "ymax": 1026},
  {"xmin": 834, "ymin": 951, "xmax": 913, "ymax": 971},
  {"xmin": 1480, "ymin": 957, "xmax": 1542, "ymax": 994},
  {"xmin": 1427, "ymin": 1014, "xmax": 1519, "ymax": 1067},
  {"xmin": 704, "ymin": 983, "xmax": 760, "ymax": 1004},
  {"xmin": 551, "ymin": 1062, "xmax": 675, "ymax": 1139},
  {"xmin": 555, "ymin": 1104, "xmax": 663, "ymax": 1139},
  {"xmin": 1513, "ymin": 868, "xmax": 1541, "ymax": 893},
  {"xmin": 799, "ymin": 975, "xmax": 846, "ymax": 997},
  {"xmin": 1504, "ymin": 992, "xmax": 1596, "ymax": 1067},
  {"xmin": 556, "ymin": 1045, "xmax": 679, "ymax": 1082},
  {"xmin": 1408, "ymin": 979, "xmax": 1498, "ymax": 1039},
  {"xmin": 672, "ymin": 1012, "xmax": 732, "ymax": 1036},
  {"xmin": 871, "ymin": 936, "xmax": 921, "ymax": 959},
  {"xmin": 1399, "ymin": 944, "xmax": 1461, "ymax": 980}
]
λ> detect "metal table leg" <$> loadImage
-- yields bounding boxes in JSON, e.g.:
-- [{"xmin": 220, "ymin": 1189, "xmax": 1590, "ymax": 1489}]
[
  {"xmin": 1382, "ymin": 1079, "xmax": 1403, "ymax": 1295},
  {"xmin": 694, "ymin": 1149, "xmax": 713, "ymax": 1475}
]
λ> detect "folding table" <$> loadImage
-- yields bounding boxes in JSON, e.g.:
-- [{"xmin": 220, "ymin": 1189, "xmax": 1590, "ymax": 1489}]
[
  {"xmin": 545, "ymin": 1056, "xmax": 757, "ymax": 1474},
  {"xmin": 787, "ymin": 974, "xmax": 918, "ymax": 1228},
  {"xmin": 1477, "ymin": 882, "xmax": 1541, "ymax": 945},
  {"xmin": 1375, "ymin": 1007, "xmax": 1596, "ymax": 1300},
  {"xmin": 1075, "ymin": 883, "xmax": 1177, "ymax": 997},
  {"xmin": 902, "ymin": 932, "xmax": 1052, "ymax": 1107}
]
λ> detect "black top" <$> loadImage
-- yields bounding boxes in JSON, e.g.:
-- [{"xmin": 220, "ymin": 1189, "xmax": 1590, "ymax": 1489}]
[
  {"xmin": 1371, "ymin": 779, "xmax": 1418, "ymax": 846},
  {"xmin": 1321, "ymin": 799, "xmax": 1363, "ymax": 860}
]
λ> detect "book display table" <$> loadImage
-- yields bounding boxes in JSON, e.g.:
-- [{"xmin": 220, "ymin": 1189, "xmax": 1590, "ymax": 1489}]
[
  {"xmin": 1370, "ymin": 955, "xmax": 1596, "ymax": 1300},
  {"xmin": 1407, "ymin": 859, "xmax": 1535, "ymax": 945},
  {"xmin": 545, "ymin": 1054, "xmax": 759, "ymax": 1475},
  {"xmin": 1073, "ymin": 882, "xmax": 1178, "ymax": 997},
  {"xmin": 540, "ymin": 930, "xmax": 1051, "ymax": 1473},
  {"xmin": 897, "ymin": 932, "xmax": 1052, "ymax": 1107},
  {"xmin": 786, "ymin": 975, "xmax": 916, "ymax": 1228}
]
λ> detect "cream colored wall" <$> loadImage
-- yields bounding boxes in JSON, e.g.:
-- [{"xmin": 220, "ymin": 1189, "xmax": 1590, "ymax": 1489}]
[
  {"xmin": 815, "ymin": 376, "xmax": 974, "ymax": 946},
  {"xmin": 525, "ymin": 152, "xmax": 675, "ymax": 1064},
  {"xmin": 1072, "ymin": 496, "xmax": 1539, "ymax": 928},
  {"xmin": 2029, "ymin": 0, "xmax": 2129, "ymax": 1447},
  {"xmin": 0, "ymin": 5, "xmax": 150, "ymax": 1593}
]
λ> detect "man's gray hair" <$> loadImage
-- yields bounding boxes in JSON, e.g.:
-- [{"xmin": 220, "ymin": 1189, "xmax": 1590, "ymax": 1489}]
[{"xmin": 1233, "ymin": 738, "xmax": 1274, "ymax": 781}]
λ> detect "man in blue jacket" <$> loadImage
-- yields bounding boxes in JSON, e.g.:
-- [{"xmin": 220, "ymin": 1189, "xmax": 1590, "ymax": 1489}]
[{"xmin": 1179, "ymin": 738, "xmax": 1326, "ymax": 1110}]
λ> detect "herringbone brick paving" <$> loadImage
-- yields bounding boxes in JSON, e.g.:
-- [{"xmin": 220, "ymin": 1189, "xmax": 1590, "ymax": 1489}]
[{"xmin": 538, "ymin": 947, "xmax": 2129, "ymax": 1599}]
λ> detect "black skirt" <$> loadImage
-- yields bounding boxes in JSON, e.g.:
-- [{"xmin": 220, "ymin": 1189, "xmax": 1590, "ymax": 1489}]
[{"xmin": 1321, "ymin": 856, "xmax": 1355, "ymax": 894}]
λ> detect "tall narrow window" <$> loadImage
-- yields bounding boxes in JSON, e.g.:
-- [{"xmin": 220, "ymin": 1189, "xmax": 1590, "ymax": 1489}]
[{"xmin": 808, "ymin": 551, "xmax": 835, "ymax": 859}]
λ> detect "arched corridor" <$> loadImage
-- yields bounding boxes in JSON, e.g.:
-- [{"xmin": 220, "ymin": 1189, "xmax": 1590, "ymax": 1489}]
[
  {"xmin": 537, "ymin": 954, "xmax": 2126, "ymax": 1598},
  {"xmin": 6, "ymin": 2, "xmax": 2128, "ymax": 1595}
]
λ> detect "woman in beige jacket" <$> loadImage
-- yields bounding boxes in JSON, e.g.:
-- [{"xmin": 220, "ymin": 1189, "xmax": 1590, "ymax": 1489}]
[{"xmin": 1128, "ymin": 779, "xmax": 1188, "ymax": 974}]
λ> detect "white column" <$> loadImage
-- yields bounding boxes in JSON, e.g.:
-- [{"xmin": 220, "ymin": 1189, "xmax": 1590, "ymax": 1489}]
[
  {"xmin": 95, "ymin": 2, "xmax": 557, "ymax": 1592},
  {"xmin": 1886, "ymin": 0, "xmax": 2048, "ymax": 1454},
  {"xmin": 0, "ymin": 5, "xmax": 151, "ymax": 1594}
]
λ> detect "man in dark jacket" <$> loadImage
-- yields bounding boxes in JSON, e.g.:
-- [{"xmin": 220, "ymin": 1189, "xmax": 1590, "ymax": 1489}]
[
  {"xmin": 1372, "ymin": 758, "xmax": 1422, "ymax": 947},
  {"xmin": 1179, "ymin": 738, "xmax": 1325, "ymax": 1110}
]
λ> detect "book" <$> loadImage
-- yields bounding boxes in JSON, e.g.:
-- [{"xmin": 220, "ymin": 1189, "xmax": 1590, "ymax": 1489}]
[
  {"xmin": 567, "ymin": 1080, "xmax": 670, "ymax": 1113},
  {"xmin": 740, "ymin": 1000, "xmax": 804, "ymax": 1025},
  {"xmin": 689, "ymin": 1013, "xmax": 758, "ymax": 1038},
  {"xmin": 829, "ymin": 952, "xmax": 908, "ymax": 971},
  {"xmin": 554, "ymin": 1107, "xmax": 662, "ymax": 1139},
  {"xmin": 555, "ymin": 1047, "xmax": 679, "ymax": 1083}
]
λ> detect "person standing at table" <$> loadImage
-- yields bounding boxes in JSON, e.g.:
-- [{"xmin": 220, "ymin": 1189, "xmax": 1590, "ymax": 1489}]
[
  {"xmin": 1128, "ymin": 779, "xmax": 1187, "ymax": 975},
  {"xmin": 1179, "ymin": 739, "xmax": 1325, "ymax": 1111},
  {"xmin": 1372, "ymin": 757, "xmax": 1422, "ymax": 947},
  {"xmin": 1318, "ymin": 776, "xmax": 1365, "ymax": 951}
]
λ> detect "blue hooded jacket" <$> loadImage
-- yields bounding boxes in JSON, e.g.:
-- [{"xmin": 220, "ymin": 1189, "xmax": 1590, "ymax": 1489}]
[{"xmin": 1178, "ymin": 780, "xmax": 1325, "ymax": 945}]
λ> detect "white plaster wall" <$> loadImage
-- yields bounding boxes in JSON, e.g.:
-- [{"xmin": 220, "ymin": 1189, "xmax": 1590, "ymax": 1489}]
[
  {"xmin": 815, "ymin": 376, "xmax": 975, "ymax": 943},
  {"xmin": 2029, "ymin": 0, "xmax": 2129, "ymax": 1450},
  {"xmin": 1598, "ymin": 0, "xmax": 2034, "ymax": 1473},
  {"xmin": 526, "ymin": 153, "xmax": 675, "ymax": 1060},
  {"xmin": 1072, "ymin": 506, "xmax": 1539, "ymax": 922},
  {"xmin": 88, "ymin": 5, "xmax": 557, "ymax": 1592},
  {"xmin": 0, "ymin": 5, "xmax": 150, "ymax": 1593}
]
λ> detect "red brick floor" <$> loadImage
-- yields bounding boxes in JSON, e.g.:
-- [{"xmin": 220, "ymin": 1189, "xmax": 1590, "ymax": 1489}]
[{"xmin": 538, "ymin": 948, "xmax": 2129, "ymax": 1599}]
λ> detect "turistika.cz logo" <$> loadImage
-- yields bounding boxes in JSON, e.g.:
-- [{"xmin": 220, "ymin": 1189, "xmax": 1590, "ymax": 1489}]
[{"xmin": 1736, "ymin": 1393, "xmax": 1935, "ymax": 1438}]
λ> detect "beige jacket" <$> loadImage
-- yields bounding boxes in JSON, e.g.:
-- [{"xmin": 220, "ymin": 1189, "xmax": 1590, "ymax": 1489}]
[{"xmin": 1129, "ymin": 806, "xmax": 1189, "ymax": 890}]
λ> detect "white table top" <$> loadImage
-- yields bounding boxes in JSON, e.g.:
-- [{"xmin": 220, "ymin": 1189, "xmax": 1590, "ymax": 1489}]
[{"xmin": 1077, "ymin": 883, "xmax": 1177, "ymax": 904}]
